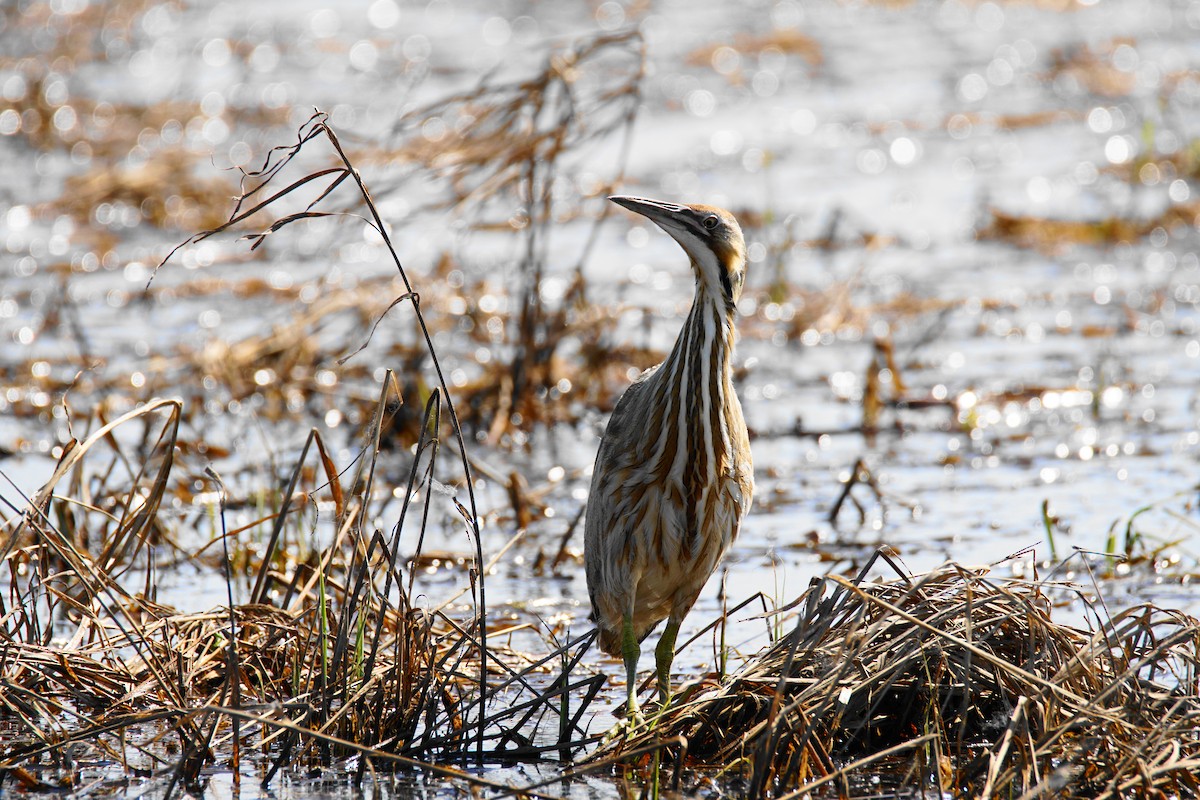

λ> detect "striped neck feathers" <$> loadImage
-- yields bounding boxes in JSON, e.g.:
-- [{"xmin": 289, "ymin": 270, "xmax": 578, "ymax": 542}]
[{"xmin": 640, "ymin": 280, "xmax": 739, "ymax": 487}]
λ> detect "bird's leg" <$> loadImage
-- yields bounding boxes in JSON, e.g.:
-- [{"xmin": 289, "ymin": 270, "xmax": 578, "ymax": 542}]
[
  {"xmin": 655, "ymin": 618, "xmax": 680, "ymax": 707},
  {"xmin": 621, "ymin": 615, "xmax": 643, "ymax": 723}
]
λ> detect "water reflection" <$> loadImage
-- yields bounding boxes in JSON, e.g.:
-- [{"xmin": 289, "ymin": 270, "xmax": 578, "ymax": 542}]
[{"xmin": 3, "ymin": 0, "xmax": 1200, "ymax": 792}]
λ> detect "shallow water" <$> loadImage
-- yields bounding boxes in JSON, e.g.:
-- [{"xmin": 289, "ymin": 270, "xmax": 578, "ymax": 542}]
[{"xmin": 3, "ymin": 0, "xmax": 1200, "ymax": 794}]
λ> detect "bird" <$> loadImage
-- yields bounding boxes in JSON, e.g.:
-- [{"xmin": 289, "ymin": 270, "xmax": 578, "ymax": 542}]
[{"xmin": 585, "ymin": 195, "xmax": 754, "ymax": 723}]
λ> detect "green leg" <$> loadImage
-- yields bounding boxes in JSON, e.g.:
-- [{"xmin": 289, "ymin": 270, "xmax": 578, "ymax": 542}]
[
  {"xmin": 655, "ymin": 618, "xmax": 680, "ymax": 706},
  {"xmin": 621, "ymin": 616, "xmax": 642, "ymax": 721}
]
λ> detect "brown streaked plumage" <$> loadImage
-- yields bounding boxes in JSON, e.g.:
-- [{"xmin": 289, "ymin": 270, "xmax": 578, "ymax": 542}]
[{"xmin": 585, "ymin": 195, "xmax": 754, "ymax": 721}]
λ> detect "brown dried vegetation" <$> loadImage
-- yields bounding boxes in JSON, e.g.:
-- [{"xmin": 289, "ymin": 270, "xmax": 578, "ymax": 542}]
[
  {"xmin": 1046, "ymin": 40, "xmax": 1140, "ymax": 99},
  {"xmin": 688, "ymin": 29, "xmax": 823, "ymax": 78},
  {"xmin": 0, "ymin": 389, "xmax": 597, "ymax": 792},
  {"xmin": 595, "ymin": 555, "xmax": 1200, "ymax": 798},
  {"xmin": 347, "ymin": 30, "xmax": 648, "ymax": 444},
  {"xmin": 2, "ymin": 0, "xmax": 287, "ymax": 237},
  {"xmin": 5, "ymin": 9, "xmax": 1200, "ymax": 798},
  {"xmin": 980, "ymin": 206, "xmax": 1198, "ymax": 254}
]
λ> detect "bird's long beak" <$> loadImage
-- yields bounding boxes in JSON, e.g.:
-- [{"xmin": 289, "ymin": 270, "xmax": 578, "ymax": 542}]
[{"xmin": 609, "ymin": 195, "xmax": 689, "ymax": 231}]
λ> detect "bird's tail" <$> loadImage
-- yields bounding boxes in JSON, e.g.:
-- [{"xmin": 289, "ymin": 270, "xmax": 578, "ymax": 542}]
[{"xmin": 596, "ymin": 625, "xmax": 623, "ymax": 657}]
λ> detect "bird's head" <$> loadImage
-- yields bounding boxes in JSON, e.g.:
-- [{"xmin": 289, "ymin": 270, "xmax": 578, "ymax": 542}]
[{"xmin": 610, "ymin": 195, "xmax": 747, "ymax": 309}]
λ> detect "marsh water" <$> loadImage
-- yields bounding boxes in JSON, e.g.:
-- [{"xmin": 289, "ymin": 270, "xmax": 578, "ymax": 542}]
[{"xmin": 3, "ymin": 0, "xmax": 1200, "ymax": 795}]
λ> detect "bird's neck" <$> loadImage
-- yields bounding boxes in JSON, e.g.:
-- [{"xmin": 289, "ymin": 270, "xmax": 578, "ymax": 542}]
[
  {"xmin": 660, "ymin": 282, "xmax": 735, "ymax": 382},
  {"xmin": 641, "ymin": 276, "xmax": 739, "ymax": 494}
]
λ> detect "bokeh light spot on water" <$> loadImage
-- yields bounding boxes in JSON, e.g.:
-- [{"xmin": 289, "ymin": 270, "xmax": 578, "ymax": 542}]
[
  {"xmin": 482, "ymin": 16, "xmax": 511, "ymax": 47},
  {"xmin": 711, "ymin": 129, "xmax": 742, "ymax": 156},
  {"xmin": 1112, "ymin": 43, "xmax": 1138, "ymax": 73},
  {"xmin": 200, "ymin": 92, "xmax": 225, "ymax": 118},
  {"xmin": 595, "ymin": 1, "xmax": 625, "ymax": 30},
  {"xmin": 250, "ymin": 42, "xmax": 279, "ymax": 72},
  {"xmin": 711, "ymin": 45, "xmax": 740, "ymax": 75},
  {"xmin": 1105, "ymin": 135, "xmax": 1133, "ymax": 164},
  {"xmin": 349, "ymin": 40, "xmax": 379, "ymax": 71},
  {"xmin": 368, "ymin": 0, "xmax": 400, "ymax": 29},
  {"xmin": 790, "ymin": 108, "xmax": 816, "ymax": 135},
  {"xmin": 857, "ymin": 148, "xmax": 886, "ymax": 175},
  {"xmin": 0, "ymin": 108, "xmax": 20, "ymax": 135},
  {"xmin": 202, "ymin": 116, "xmax": 229, "ymax": 145},
  {"xmin": 889, "ymin": 137, "xmax": 918, "ymax": 166},
  {"xmin": 202, "ymin": 38, "xmax": 231, "ymax": 67},
  {"xmin": 1087, "ymin": 106, "xmax": 1113, "ymax": 133},
  {"xmin": 6, "ymin": 205, "xmax": 31, "ymax": 231},
  {"xmin": 1026, "ymin": 176, "xmax": 1051, "ymax": 203},
  {"xmin": 404, "ymin": 34, "xmax": 431, "ymax": 62},
  {"xmin": 309, "ymin": 9, "xmax": 339, "ymax": 38},
  {"xmin": 686, "ymin": 89, "xmax": 716, "ymax": 117},
  {"xmin": 42, "ymin": 78, "xmax": 67, "ymax": 106},
  {"xmin": 225, "ymin": 140, "xmax": 251, "ymax": 166},
  {"xmin": 975, "ymin": 1, "xmax": 1004, "ymax": 32},
  {"xmin": 742, "ymin": 148, "xmax": 766, "ymax": 172},
  {"xmin": 946, "ymin": 113, "xmax": 971, "ymax": 139},
  {"xmin": 986, "ymin": 58, "xmax": 1014, "ymax": 87},
  {"xmin": 752, "ymin": 70, "xmax": 779, "ymax": 97},
  {"xmin": 421, "ymin": 116, "xmax": 446, "ymax": 142},
  {"xmin": 2, "ymin": 73, "xmax": 27, "ymax": 102},
  {"xmin": 51, "ymin": 105, "xmax": 76, "ymax": 133},
  {"xmin": 958, "ymin": 73, "xmax": 987, "ymax": 102}
]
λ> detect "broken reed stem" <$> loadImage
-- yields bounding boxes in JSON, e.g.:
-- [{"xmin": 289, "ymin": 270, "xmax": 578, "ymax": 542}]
[{"xmin": 316, "ymin": 122, "xmax": 491, "ymax": 756}]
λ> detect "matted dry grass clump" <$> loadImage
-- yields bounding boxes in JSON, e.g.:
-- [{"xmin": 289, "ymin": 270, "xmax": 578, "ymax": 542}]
[
  {"xmin": 594, "ymin": 553, "xmax": 1200, "ymax": 798},
  {"xmin": 0, "ymin": 389, "xmax": 599, "ymax": 795}
]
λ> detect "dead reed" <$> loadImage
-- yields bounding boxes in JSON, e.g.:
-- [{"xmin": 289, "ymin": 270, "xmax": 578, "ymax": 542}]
[
  {"xmin": 364, "ymin": 28, "xmax": 647, "ymax": 444},
  {"xmin": 5, "ymin": 33, "xmax": 653, "ymax": 787},
  {"xmin": 1, "ymin": 88, "xmax": 632, "ymax": 789},
  {"xmin": 591, "ymin": 551, "xmax": 1200, "ymax": 797},
  {"xmin": 6, "ymin": 19, "xmax": 1199, "ymax": 798},
  {"xmin": 0, "ymin": 368, "xmax": 602, "ymax": 793}
]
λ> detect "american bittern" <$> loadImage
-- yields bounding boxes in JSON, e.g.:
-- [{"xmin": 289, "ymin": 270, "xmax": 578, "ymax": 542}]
[{"xmin": 585, "ymin": 195, "xmax": 754, "ymax": 721}]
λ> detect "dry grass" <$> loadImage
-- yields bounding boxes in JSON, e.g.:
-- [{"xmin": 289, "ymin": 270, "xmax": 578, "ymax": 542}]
[
  {"xmin": 0, "ymin": 373, "xmax": 600, "ymax": 794},
  {"xmin": 589, "ymin": 552, "xmax": 1200, "ymax": 797},
  {"xmin": 687, "ymin": 29, "xmax": 823, "ymax": 79},
  {"xmin": 356, "ymin": 29, "xmax": 647, "ymax": 443},
  {"xmin": 1, "ymin": 102, "xmax": 618, "ymax": 792},
  {"xmin": 5, "ymin": 14, "xmax": 1200, "ymax": 797},
  {"xmin": 1045, "ymin": 40, "xmax": 1140, "ymax": 99},
  {"xmin": 2, "ymin": 0, "xmax": 287, "ymax": 238},
  {"xmin": 979, "ymin": 205, "xmax": 1200, "ymax": 254}
]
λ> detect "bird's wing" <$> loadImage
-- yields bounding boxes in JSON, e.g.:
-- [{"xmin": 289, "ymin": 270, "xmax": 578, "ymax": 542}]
[
  {"xmin": 583, "ymin": 364, "xmax": 663, "ymax": 630},
  {"xmin": 592, "ymin": 363, "xmax": 662, "ymax": 467}
]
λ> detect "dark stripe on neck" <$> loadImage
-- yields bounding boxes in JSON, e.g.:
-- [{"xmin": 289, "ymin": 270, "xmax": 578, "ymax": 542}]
[{"xmin": 718, "ymin": 268, "xmax": 733, "ymax": 307}]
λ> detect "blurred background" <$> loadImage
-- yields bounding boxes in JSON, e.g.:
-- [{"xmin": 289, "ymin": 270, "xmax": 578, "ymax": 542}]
[{"xmin": 2, "ymin": 0, "xmax": 1200, "ymax": 644}]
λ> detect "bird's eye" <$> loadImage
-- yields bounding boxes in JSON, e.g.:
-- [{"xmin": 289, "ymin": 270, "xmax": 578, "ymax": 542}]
[{"xmin": 703, "ymin": 215, "xmax": 719, "ymax": 230}]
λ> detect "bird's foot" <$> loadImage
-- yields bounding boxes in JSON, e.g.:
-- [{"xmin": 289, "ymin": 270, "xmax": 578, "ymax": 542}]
[
  {"xmin": 602, "ymin": 710, "xmax": 646, "ymax": 744},
  {"xmin": 602, "ymin": 698, "xmax": 649, "ymax": 743}
]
